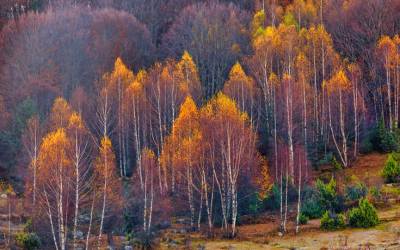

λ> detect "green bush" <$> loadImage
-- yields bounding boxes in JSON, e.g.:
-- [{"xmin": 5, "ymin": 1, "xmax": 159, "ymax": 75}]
[
  {"xmin": 382, "ymin": 153, "xmax": 400, "ymax": 183},
  {"xmin": 263, "ymin": 184, "xmax": 281, "ymax": 210},
  {"xmin": 348, "ymin": 199, "xmax": 379, "ymax": 228},
  {"xmin": 320, "ymin": 211, "xmax": 346, "ymax": 230},
  {"xmin": 316, "ymin": 178, "xmax": 338, "ymax": 212},
  {"xmin": 331, "ymin": 156, "xmax": 343, "ymax": 171},
  {"xmin": 15, "ymin": 232, "xmax": 41, "ymax": 250},
  {"xmin": 369, "ymin": 186, "xmax": 381, "ymax": 200},
  {"xmin": 316, "ymin": 152, "xmax": 334, "ymax": 167},
  {"xmin": 248, "ymin": 192, "xmax": 262, "ymax": 215},
  {"xmin": 301, "ymin": 186, "xmax": 324, "ymax": 219},
  {"xmin": 345, "ymin": 182, "xmax": 368, "ymax": 202},
  {"xmin": 263, "ymin": 182, "xmax": 297, "ymax": 211},
  {"xmin": 299, "ymin": 213, "xmax": 309, "ymax": 225},
  {"xmin": 360, "ymin": 135, "xmax": 374, "ymax": 154},
  {"xmin": 371, "ymin": 119, "xmax": 400, "ymax": 152}
]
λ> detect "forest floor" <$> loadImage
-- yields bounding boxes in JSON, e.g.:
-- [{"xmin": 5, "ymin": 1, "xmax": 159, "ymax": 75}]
[
  {"xmin": 1, "ymin": 153, "xmax": 399, "ymax": 249},
  {"xmin": 171, "ymin": 204, "xmax": 400, "ymax": 249},
  {"xmin": 159, "ymin": 152, "xmax": 400, "ymax": 249}
]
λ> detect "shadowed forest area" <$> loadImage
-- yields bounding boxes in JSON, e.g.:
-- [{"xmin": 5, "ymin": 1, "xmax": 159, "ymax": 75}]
[{"xmin": 0, "ymin": 0, "xmax": 400, "ymax": 249}]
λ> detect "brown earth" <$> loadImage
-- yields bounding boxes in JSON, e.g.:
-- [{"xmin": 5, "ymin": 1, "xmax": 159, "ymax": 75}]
[{"xmin": 1, "ymin": 153, "xmax": 399, "ymax": 249}]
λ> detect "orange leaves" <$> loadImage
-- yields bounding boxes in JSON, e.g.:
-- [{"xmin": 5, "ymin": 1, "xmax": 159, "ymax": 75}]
[
  {"xmin": 174, "ymin": 96, "xmax": 199, "ymax": 129},
  {"xmin": 68, "ymin": 112, "xmax": 85, "ymax": 131},
  {"xmin": 37, "ymin": 128, "xmax": 71, "ymax": 178},
  {"xmin": 95, "ymin": 136, "xmax": 117, "ymax": 180},
  {"xmin": 222, "ymin": 62, "xmax": 257, "ymax": 115},
  {"xmin": 324, "ymin": 70, "xmax": 351, "ymax": 95},
  {"xmin": 112, "ymin": 57, "xmax": 135, "ymax": 84},
  {"xmin": 377, "ymin": 35, "xmax": 399, "ymax": 69},
  {"xmin": 174, "ymin": 51, "xmax": 202, "ymax": 102},
  {"xmin": 377, "ymin": 36, "xmax": 396, "ymax": 55},
  {"xmin": 204, "ymin": 92, "xmax": 248, "ymax": 123},
  {"xmin": 256, "ymin": 158, "xmax": 272, "ymax": 200},
  {"xmin": 167, "ymin": 96, "xmax": 202, "ymax": 168},
  {"xmin": 227, "ymin": 62, "xmax": 251, "ymax": 84},
  {"xmin": 102, "ymin": 57, "xmax": 135, "ymax": 95},
  {"xmin": 251, "ymin": 10, "xmax": 266, "ymax": 39},
  {"xmin": 49, "ymin": 97, "xmax": 72, "ymax": 129}
]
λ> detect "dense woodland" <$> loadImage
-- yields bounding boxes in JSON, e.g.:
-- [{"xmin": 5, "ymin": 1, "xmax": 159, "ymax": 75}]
[{"xmin": 0, "ymin": 0, "xmax": 400, "ymax": 249}]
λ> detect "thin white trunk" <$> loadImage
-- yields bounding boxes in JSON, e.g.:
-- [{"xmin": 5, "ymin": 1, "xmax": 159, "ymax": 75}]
[
  {"xmin": 339, "ymin": 90, "xmax": 348, "ymax": 167},
  {"xmin": 45, "ymin": 190, "xmax": 59, "ymax": 250},
  {"xmin": 296, "ymin": 161, "xmax": 302, "ymax": 234},
  {"xmin": 73, "ymin": 131, "xmax": 80, "ymax": 249},
  {"xmin": 98, "ymin": 154, "xmax": 108, "ymax": 249},
  {"xmin": 85, "ymin": 193, "xmax": 95, "ymax": 250}
]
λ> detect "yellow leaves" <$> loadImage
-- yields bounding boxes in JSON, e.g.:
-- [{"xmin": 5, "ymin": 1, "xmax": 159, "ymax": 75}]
[
  {"xmin": 325, "ymin": 69, "xmax": 351, "ymax": 94},
  {"xmin": 127, "ymin": 70, "xmax": 146, "ymax": 98},
  {"xmin": 394, "ymin": 34, "xmax": 400, "ymax": 46},
  {"xmin": 283, "ymin": 72, "xmax": 292, "ymax": 83},
  {"xmin": 204, "ymin": 92, "xmax": 248, "ymax": 123},
  {"xmin": 100, "ymin": 136, "xmax": 113, "ymax": 155},
  {"xmin": 172, "ymin": 96, "xmax": 199, "ymax": 138},
  {"xmin": 175, "ymin": 51, "xmax": 202, "ymax": 101},
  {"xmin": 223, "ymin": 62, "xmax": 256, "ymax": 115},
  {"xmin": 269, "ymin": 72, "xmax": 279, "ymax": 87},
  {"xmin": 256, "ymin": 158, "xmax": 272, "ymax": 200},
  {"xmin": 163, "ymin": 95, "xmax": 202, "ymax": 170},
  {"xmin": 135, "ymin": 69, "xmax": 147, "ymax": 84},
  {"xmin": 179, "ymin": 96, "xmax": 198, "ymax": 118},
  {"xmin": 295, "ymin": 52, "xmax": 311, "ymax": 80},
  {"xmin": 68, "ymin": 112, "xmax": 85, "ymax": 130},
  {"xmin": 228, "ymin": 62, "xmax": 246, "ymax": 80},
  {"xmin": 252, "ymin": 25, "xmax": 279, "ymax": 53},
  {"xmin": 95, "ymin": 136, "xmax": 117, "ymax": 177},
  {"xmin": 377, "ymin": 36, "xmax": 396, "ymax": 52},
  {"xmin": 377, "ymin": 35, "xmax": 398, "ymax": 69},
  {"xmin": 50, "ymin": 97, "xmax": 72, "ymax": 129},
  {"xmin": 179, "ymin": 51, "xmax": 196, "ymax": 72},
  {"xmin": 38, "ymin": 128, "xmax": 70, "ymax": 173},
  {"xmin": 251, "ymin": 10, "xmax": 266, "ymax": 38},
  {"xmin": 112, "ymin": 57, "xmax": 135, "ymax": 83},
  {"xmin": 141, "ymin": 147, "xmax": 156, "ymax": 161},
  {"xmin": 225, "ymin": 61, "xmax": 255, "ymax": 93},
  {"xmin": 103, "ymin": 57, "xmax": 135, "ymax": 94}
]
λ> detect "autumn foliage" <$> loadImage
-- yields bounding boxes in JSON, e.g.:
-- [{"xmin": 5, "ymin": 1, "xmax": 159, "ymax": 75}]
[{"xmin": 0, "ymin": 0, "xmax": 399, "ymax": 247}]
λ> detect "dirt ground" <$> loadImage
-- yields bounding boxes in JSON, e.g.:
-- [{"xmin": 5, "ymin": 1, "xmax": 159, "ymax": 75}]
[
  {"xmin": 174, "ymin": 204, "xmax": 400, "ymax": 250},
  {"xmin": 1, "ymin": 153, "xmax": 399, "ymax": 249},
  {"xmin": 160, "ymin": 153, "xmax": 400, "ymax": 250}
]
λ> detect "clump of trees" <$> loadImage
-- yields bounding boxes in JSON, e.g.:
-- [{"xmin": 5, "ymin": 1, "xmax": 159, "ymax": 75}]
[{"xmin": 0, "ymin": 0, "xmax": 399, "ymax": 247}]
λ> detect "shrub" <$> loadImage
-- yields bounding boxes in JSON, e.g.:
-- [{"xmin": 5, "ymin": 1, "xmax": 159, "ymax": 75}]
[
  {"xmin": 371, "ymin": 119, "xmax": 400, "ymax": 152},
  {"xmin": 15, "ymin": 232, "xmax": 41, "ymax": 250},
  {"xmin": 316, "ymin": 178, "xmax": 338, "ymax": 212},
  {"xmin": 320, "ymin": 211, "xmax": 346, "ymax": 230},
  {"xmin": 301, "ymin": 186, "xmax": 324, "ymax": 219},
  {"xmin": 360, "ymin": 135, "xmax": 374, "ymax": 154},
  {"xmin": 263, "ymin": 182, "xmax": 297, "ymax": 211},
  {"xmin": 382, "ymin": 153, "xmax": 400, "ymax": 183},
  {"xmin": 298, "ymin": 213, "xmax": 309, "ymax": 225},
  {"xmin": 369, "ymin": 186, "xmax": 381, "ymax": 200},
  {"xmin": 331, "ymin": 156, "xmax": 343, "ymax": 171},
  {"xmin": 316, "ymin": 152, "xmax": 334, "ymax": 167},
  {"xmin": 348, "ymin": 199, "xmax": 379, "ymax": 228},
  {"xmin": 248, "ymin": 192, "xmax": 262, "ymax": 215},
  {"xmin": 345, "ymin": 182, "xmax": 368, "ymax": 202}
]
